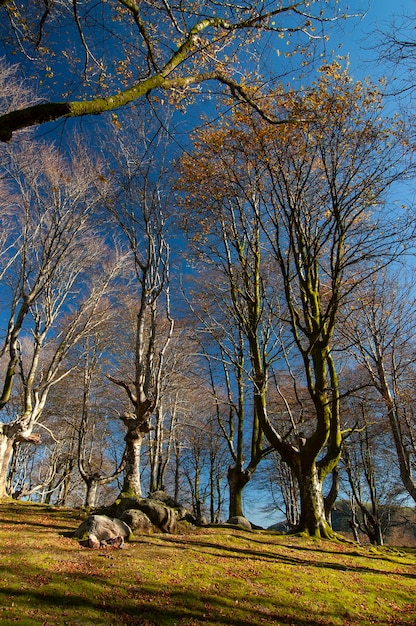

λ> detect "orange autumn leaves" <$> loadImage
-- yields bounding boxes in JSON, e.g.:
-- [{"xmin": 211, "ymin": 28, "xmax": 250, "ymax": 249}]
[{"xmin": 177, "ymin": 64, "xmax": 401, "ymax": 243}]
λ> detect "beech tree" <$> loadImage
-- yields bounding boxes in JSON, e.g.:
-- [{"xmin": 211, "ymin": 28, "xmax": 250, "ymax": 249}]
[
  {"xmin": 105, "ymin": 125, "xmax": 174, "ymax": 498},
  {"xmin": 77, "ymin": 334, "xmax": 126, "ymax": 509},
  {"xmin": 0, "ymin": 1, "xmax": 355, "ymax": 141},
  {"xmin": 250, "ymin": 69, "xmax": 412, "ymax": 537},
  {"xmin": 339, "ymin": 270, "xmax": 416, "ymax": 505},
  {"xmin": 177, "ymin": 64, "xmax": 413, "ymax": 537},
  {"xmin": 177, "ymin": 141, "xmax": 282, "ymax": 521},
  {"xmin": 0, "ymin": 138, "xmax": 126, "ymax": 498}
]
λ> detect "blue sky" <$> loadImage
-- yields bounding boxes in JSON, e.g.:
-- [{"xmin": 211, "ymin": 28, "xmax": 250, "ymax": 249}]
[{"xmin": 336, "ymin": 0, "xmax": 414, "ymax": 80}]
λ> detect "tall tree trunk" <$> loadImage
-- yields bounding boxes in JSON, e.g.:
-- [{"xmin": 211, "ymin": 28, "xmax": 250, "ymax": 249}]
[
  {"xmin": 227, "ymin": 464, "xmax": 251, "ymax": 519},
  {"xmin": 349, "ymin": 499, "xmax": 361, "ymax": 543},
  {"xmin": 210, "ymin": 454, "xmax": 216, "ymax": 524},
  {"xmin": 324, "ymin": 467, "xmax": 339, "ymax": 526},
  {"xmin": 0, "ymin": 431, "xmax": 15, "ymax": 498},
  {"xmin": 174, "ymin": 443, "xmax": 180, "ymax": 503},
  {"xmin": 148, "ymin": 411, "xmax": 161, "ymax": 493},
  {"xmin": 374, "ymin": 522, "xmax": 384, "ymax": 547},
  {"xmin": 84, "ymin": 479, "xmax": 99, "ymax": 509},
  {"xmin": 56, "ymin": 468, "xmax": 73, "ymax": 506},
  {"xmin": 191, "ymin": 454, "xmax": 203, "ymax": 522},
  {"xmin": 297, "ymin": 461, "xmax": 335, "ymax": 538},
  {"xmin": 122, "ymin": 430, "xmax": 143, "ymax": 497},
  {"xmin": 210, "ymin": 462, "xmax": 215, "ymax": 524}
]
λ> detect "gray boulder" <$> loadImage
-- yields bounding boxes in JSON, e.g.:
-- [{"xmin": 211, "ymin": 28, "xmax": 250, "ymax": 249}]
[
  {"xmin": 133, "ymin": 499, "xmax": 178, "ymax": 533},
  {"xmin": 121, "ymin": 509, "xmax": 153, "ymax": 533},
  {"xmin": 148, "ymin": 490, "xmax": 188, "ymax": 520},
  {"xmin": 115, "ymin": 497, "xmax": 178, "ymax": 533},
  {"xmin": 74, "ymin": 514, "xmax": 131, "ymax": 548},
  {"xmin": 227, "ymin": 516, "xmax": 252, "ymax": 530}
]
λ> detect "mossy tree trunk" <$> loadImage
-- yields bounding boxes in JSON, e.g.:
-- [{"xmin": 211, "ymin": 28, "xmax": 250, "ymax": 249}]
[
  {"xmin": 227, "ymin": 464, "xmax": 252, "ymax": 519},
  {"xmin": 295, "ymin": 348, "xmax": 342, "ymax": 537},
  {"xmin": 296, "ymin": 461, "xmax": 334, "ymax": 538},
  {"xmin": 251, "ymin": 338, "xmax": 342, "ymax": 538}
]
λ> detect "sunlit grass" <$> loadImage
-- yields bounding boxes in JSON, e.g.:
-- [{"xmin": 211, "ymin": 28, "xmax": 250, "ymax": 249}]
[{"xmin": 0, "ymin": 500, "xmax": 415, "ymax": 625}]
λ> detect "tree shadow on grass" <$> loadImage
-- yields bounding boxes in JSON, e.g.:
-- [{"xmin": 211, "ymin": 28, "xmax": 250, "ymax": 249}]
[
  {"xmin": 155, "ymin": 534, "xmax": 416, "ymax": 580},
  {"xmin": 0, "ymin": 502, "xmax": 81, "ymax": 534},
  {"xmin": 0, "ymin": 515, "xmax": 78, "ymax": 533},
  {"xmin": 0, "ymin": 582, "xmax": 340, "ymax": 626}
]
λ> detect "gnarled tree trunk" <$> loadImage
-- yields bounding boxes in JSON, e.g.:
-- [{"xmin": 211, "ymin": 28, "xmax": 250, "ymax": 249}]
[
  {"xmin": 297, "ymin": 462, "xmax": 334, "ymax": 538},
  {"xmin": 84, "ymin": 479, "xmax": 99, "ymax": 510},
  {"xmin": 227, "ymin": 464, "xmax": 251, "ymax": 519},
  {"xmin": 0, "ymin": 422, "xmax": 41, "ymax": 499}
]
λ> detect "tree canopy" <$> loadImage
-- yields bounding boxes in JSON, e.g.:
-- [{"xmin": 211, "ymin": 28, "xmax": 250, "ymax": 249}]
[{"xmin": 0, "ymin": 0, "xmax": 353, "ymax": 140}]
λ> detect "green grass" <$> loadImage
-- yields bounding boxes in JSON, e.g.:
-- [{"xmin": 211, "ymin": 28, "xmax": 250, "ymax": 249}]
[{"xmin": 0, "ymin": 501, "xmax": 415, "ymax": 625}]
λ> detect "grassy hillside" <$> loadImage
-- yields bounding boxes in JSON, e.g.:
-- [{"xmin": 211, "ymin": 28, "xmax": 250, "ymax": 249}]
[{"xmin": 0, "ymin": 501, "xmax": 415, "ymax": 625}]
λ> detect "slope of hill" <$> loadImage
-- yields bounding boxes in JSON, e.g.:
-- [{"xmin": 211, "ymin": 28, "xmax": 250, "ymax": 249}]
[{"xmin": 0, "ymin": 500, "xmax": 415, "ymax": 625}]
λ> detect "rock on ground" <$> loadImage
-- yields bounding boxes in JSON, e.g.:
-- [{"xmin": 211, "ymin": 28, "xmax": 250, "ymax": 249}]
[
  {"xmin": 74, "ymin": 514, "xmax": 131, "ymax": 548},
  {"xmin": 226, "ymin": 516, "xmax": 252, "ymax": 530},
  {"xmin": 121, "ymin": 509, "xmax": 153, "ymax": 533},
  {"xmin": 118, "ymin": 498, "xmax": 178, "ymax": 533}
]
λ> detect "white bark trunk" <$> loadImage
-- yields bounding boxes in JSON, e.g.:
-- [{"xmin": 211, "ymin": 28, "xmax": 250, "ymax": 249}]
[
  {"xmin": 84, "ymin": 480, "xmax": 98, "ymax": 509},
  {"xmin": 0, "ymin": 430, "xmax": 14, "ymax": 498},
  {"xmin": 122, "ymin": 434, "xmax": 143, "ymax": 497}
]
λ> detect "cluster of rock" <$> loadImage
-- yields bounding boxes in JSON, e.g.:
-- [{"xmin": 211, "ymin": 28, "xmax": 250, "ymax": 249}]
[
  {"xmin": 73, "ymin": 491, "xmax": 255, "ymax": 548},
  {"xmin": 117, "ymin": 490, "xmax": 187, "ymax": 534},
  {"xmin": 73, "ymin": 491, "xmax": 189, "ymax": 548}
]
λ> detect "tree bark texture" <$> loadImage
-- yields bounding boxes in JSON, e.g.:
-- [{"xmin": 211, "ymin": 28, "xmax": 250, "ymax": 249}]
[
  {"xmin": 122, "ymin": 430, "xmax": 144, "ymax": 497},
  {"xmin": 296, "ymin": 462, "xmax": 335, "ymax": 539},
  {"xmin": 0, "ymin": 432, "xmax": 14, "ymax": 498},
  {"xmin": 227, "ymin": 464, "xmax": 251, "ymax": 519},
  {"xmin": 0, "ymin": 421, "xmax": 40, "ymax": 499},
  {"xmin": 84, "ymin": 480, "xmax": 99, "ymax": 509}
]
